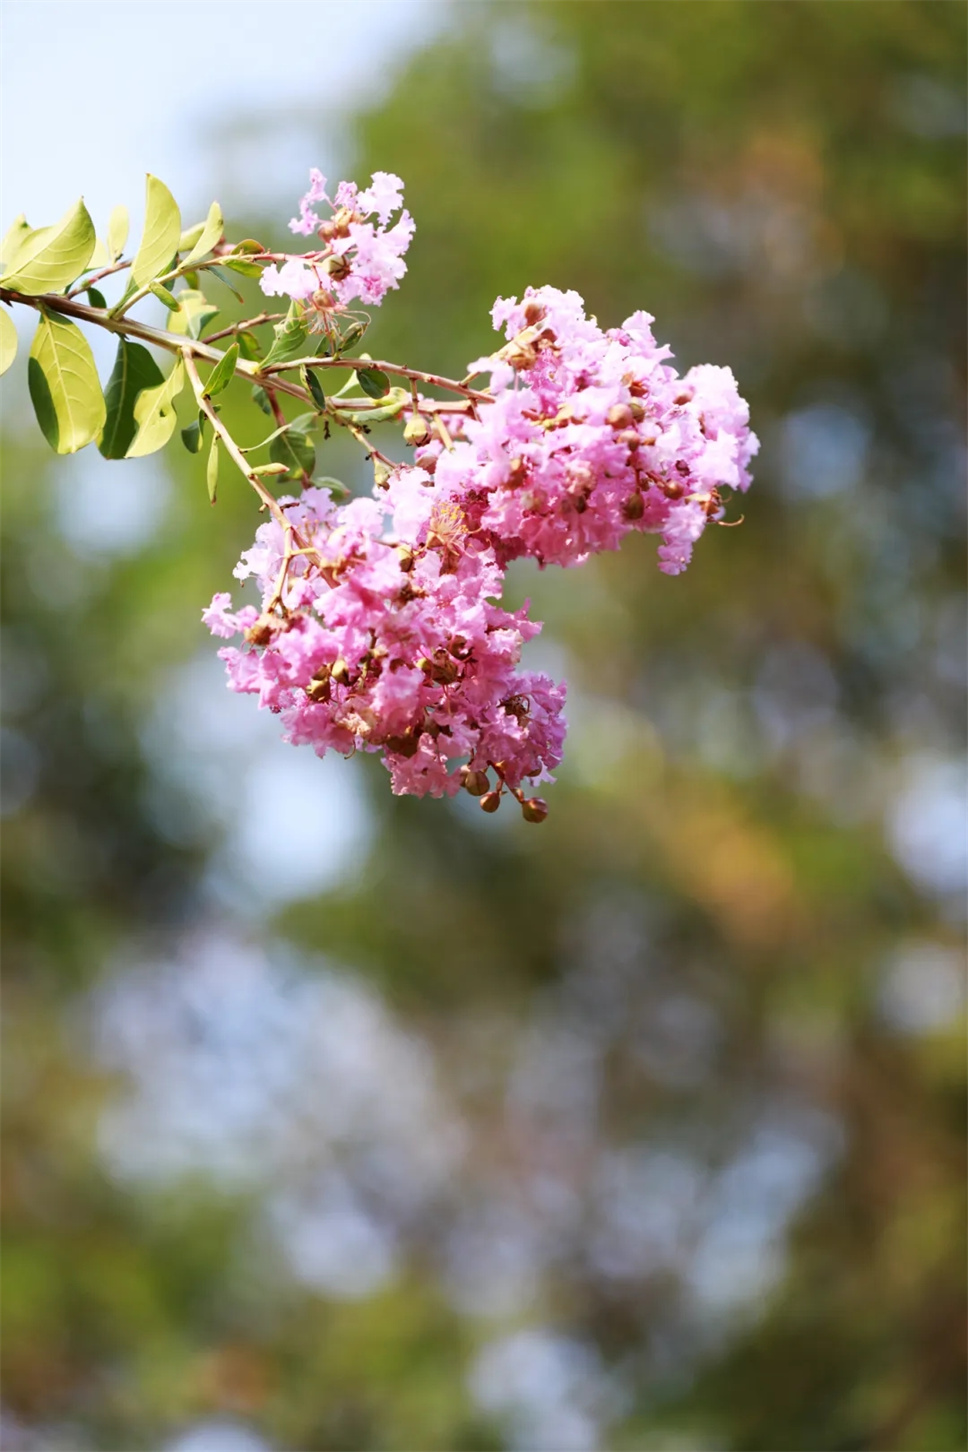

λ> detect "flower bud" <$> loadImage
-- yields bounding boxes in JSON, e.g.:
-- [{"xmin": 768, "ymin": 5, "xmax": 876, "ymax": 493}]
[
  {"xmin": 607, "ymin": 403, "xmax": 634, "ymax": 429},
  {"xmin": 617, "ymin": 429, "xmax": 640, "ymax": 451},
  {"xmin": 623, "ymin": 493, "xmax": 645, "ymax": 520},
  {"xmin": 524, "ymin": 301, "xmax": 547, "ymax": 325},
  {"xmin": 311, "ymin": 288, "xmax": 336, "ymax": 311},
  {"xmin": 306, "ymin": 677, "xmax": 331, "ymax": 703},
  {"xmin": 461, "ymin": 766, "xmax": 490, "ymax": 797},
  {"xmin": 330, "ymin": 658, "xmax": 351, "ymax": 687},
  {"xmin": 373, "ymin": 458, "xmax": 394, "ymax": 490},
  {"xmin": 506, "ymin": 340, "xmax": 537, "ymax": 370},
  {"xmin": 244, "ymin": 615, "xmax": 276, "ymax": 647},
  {"xmin": 521, "ymin": 796, "xmax": 549, "ymax": 823},
  {"xmin": 403, "ymin": 413, "xmax": 431, "ymax": 447},
  {"xmin": 480, "ymin": 791, "xmax": 502, "ymax": 813},
  {"xmin": 628, "ymin": 400, "xmax": 646, "ymax": 422},
  {"xmin": 674, "ymin": 386, "xmax": 694, "ymax": 405},
  {"xmin": 322, "ymin": 254, "xmax": 351, "ymax": 281}
]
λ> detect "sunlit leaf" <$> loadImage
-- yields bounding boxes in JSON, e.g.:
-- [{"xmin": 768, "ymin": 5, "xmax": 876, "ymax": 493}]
[
  {"xmin": 168, "ymin": 289, "xmax": 218, "ymax": 341},
  {"xmin": 184, "ymin": 201, "xmax": 224, "ymax": 266},
  {"xmin": 107, "ymin": 204, "xmax": 129, "ymax": 262},
  {"xmin": 1, "ymin": 199, "xmax": 96, "ymax": 296},
  {"xmin": 148, "ymin": 279, "xmax": 180, "ymax": 311},
  {"xmin": 0, "ymin": 308, "xmax": 17, "ymax": 376},
  {"xmin": 126, "ymin": 357, "xmax": 186, "ymax": 457},
  {"xmin": 98, "ymin": 339, "xmax": 164, "ymax": 459},
  {"xmin": 131, "ymin": 175, "xmax": 181, "ymax": 288},
  {"xmin": 0, "ymin": 214, "xmax": 31, "ymax": 271},
  {"xmin": 27, "ymin": 308, "xmax": 106, "ymax": 453}
]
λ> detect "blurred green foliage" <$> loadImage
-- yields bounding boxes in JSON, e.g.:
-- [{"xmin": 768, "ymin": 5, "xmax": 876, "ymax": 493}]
[{"xmin": 2, "ymin": 3, "xmax": 965, "ymax": 1449}]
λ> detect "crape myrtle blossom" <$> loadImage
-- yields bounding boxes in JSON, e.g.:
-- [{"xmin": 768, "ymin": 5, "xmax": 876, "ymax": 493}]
[
  {"xmin": 207, "ymin": 482, "xmax": 565, "ymax": 814},
  {"xmin": 410, "ymin": 286, "xmax": 759, "ymax": 575},
  {"xmin": 206, "ymin": 197, "xmax": 756, "ymax": 818},
  {"xmin": 260, "ymin": 169, "xmax": 415, "ymax": 310}
]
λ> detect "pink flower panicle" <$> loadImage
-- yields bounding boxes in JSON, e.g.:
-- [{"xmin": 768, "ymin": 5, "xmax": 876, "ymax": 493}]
[
  {"xmin": 212, "ymin": 197, "xmax": 757, "ymax": 818},
  {"xmin": 206, "ymin": 480, "xmax": 565, "ymax": 812},
  {"xmin": 412, "ymin": 286, "xmax": 759, "ymax": 576},
  {"xmin": 260, "ymin": 168, "xmax": 415, "ymax": 310}
]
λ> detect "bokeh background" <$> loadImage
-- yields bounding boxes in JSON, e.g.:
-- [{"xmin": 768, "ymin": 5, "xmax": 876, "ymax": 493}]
[{"xmin": 2, "ymin": 3, "xmax": 966, "ymax": 1449}]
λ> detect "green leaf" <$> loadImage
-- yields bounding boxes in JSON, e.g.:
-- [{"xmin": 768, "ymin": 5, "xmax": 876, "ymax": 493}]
[
  {"xmin": 86, "ymin": 286, "xmax": 107, "ymax": 308},
  {"xmin": 180, "ymin": 418, "xmax": 203, "ymax": 453},
  {"xmin": 107, "ymin": 204, "xmax": 129, "ymax": 261},
  {"xmin": 356, "ymin": 366, "xmax": 390, "ymax": 399},
  {"xmin": 167, "ymin": 288, "xmax": 218, "ymax": 341},
  {"xmin": 220, "ymin": 255, "xmax": 262, "ymax": 278},
  {"xmin": 251, "ymin": 461, "xmax": 290, "ymax": 477},
  {"xmin": 148, "ymin": 279, "xmax": 181, "ymax": 310},
  {"xmin": 263, "ymin": 301, "xmax": 309, "ymax": 366},
  {"xmin": 126, "ymin": 357, "xmax": 186, "ymax": 458},
  {"xmin": 203, "ymin": 342, "xmax": 238, "ymax": 398},
  {"xmin": 301, "ymin": 365, "xmax": 326, "ymax": 411},
  {"xmin": 184, "ymin": 201, "xmax": 224, "ymax": 266},
  {"xmin": 233, "ymin": 239, "xmax": 265, "ymax": 254},
  {"xmin": 1, "ymin": 199, "xmax": 96, "ymax": 296},
  {"xmin": 315, "ymin": 475, "xmax": 351, "ymax": 501},
  {"xmin": 131, "ymin": 175, "xmax": 181, "ymax": 288},
  {"xmin": 87, "ymin": 238, "xmax": 110, "ymax": 268},
  {"xmin": 98, "ymin": 339, "xmax": 165, "ymax": 459},
  {"xmin": 178, "ymin": 221, "xmax": 205, "ymax": 253},
  {"xmin": 1, "ymin": 214, "xmax": 31, "ymax": 271},
  {"xmin": 205, "ymin": 266, "xmax": 244, "ymax": 303},
  {"xmin": 0, "ymin": 308, "xmax": 17, "ymax": 376},
  {"xmin": 269, "ymin": 417, "xmax": 316, "ymax": 481},
  {"xmin": 237, "ymin": 330, "xmax": 262, "ymax": 362},
  {"xmin": 335, "ymin": 319, "xmax": 367, "ymax": 354},
  {"xmin": 251, "ymin": 384, "xmax": 272, "ymax": 415},
  {"xmin": 206, "ymin": 434, "xmax": 219, "ymax": 503},
  {"xmin": 27, "ymin": 308, "xmax": 106, "ymax": 453}
]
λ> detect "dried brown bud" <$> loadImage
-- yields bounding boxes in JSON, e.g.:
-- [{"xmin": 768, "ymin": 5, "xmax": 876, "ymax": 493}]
[
  {"xmin": 523, "ymin": 301, "xmax": 547, "ymax": 326},
  {"xmin": 607, "ymin": 403, "xmax": 634, "ymax": 429},
  {"xmin": 461, "ymin": 767, "xmax": 490, "ymax": 797},
  {"xmin": 243, "ymin": 615, "xmax": 276, "ymax": 647},
  {"xmin": 521, "ymin": 797, "xmax": 549, "ymax": 823},
  {"xmin": 506, "ymin": 340, "xmax": 537, "ymax": 370},
  {"xmin": 306, "ymin": 677, "xmax": 331, "ymax": 703},
  {"xmin": 480, "ymin": 791, "xmax": 502, "ymax": 813},
  {"xmin": 414, "ymin": 450, "xmax": 438, "ymax": 475},
  {"xmin": 623, "ymin": 493, "xmax": 645, "ymax": 521},
  {"xmin": 674, "ymin": 387, "xmax": 694, "ymax": 406},
  {"xmin": 386, "ymin": 731, "xmax": 421, "ymax": 758},
  {"xmin": 506, "ymin": 456, "xmax": 529, "ymax": 487}
]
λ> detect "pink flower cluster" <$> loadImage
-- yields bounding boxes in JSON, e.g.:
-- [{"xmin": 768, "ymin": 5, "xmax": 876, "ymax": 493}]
[
  {"xmin": 205, "ymin": 277, "xmax": 756, "ymax": 816},
  {"xmin": 259, "ymin": 169, "xmax": 414, "ymax": 309},
  {"xmin": 204, "ymin": 481, "xmax": 565, "ymax": 811},
  {"xmin": 411, "ymin": 286, "xmax": 759, "ymax": 576}
]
